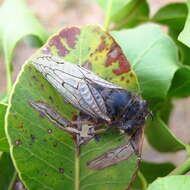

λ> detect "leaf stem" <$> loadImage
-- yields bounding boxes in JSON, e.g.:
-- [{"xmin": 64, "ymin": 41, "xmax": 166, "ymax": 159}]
[
  {"xmin": 75, "ymin": 150, "xmax": 80, "ymax": 190},
  {"xmin": 169, "ymin": 157, "xmax": 190, "ymax": 175},
  {"xmin": 104, "ymin": 0, "xmax": 112, "ymax": 30},
  {"xmin": 138, "ymin": 171, "xmax": 148, "ymax": 190}
]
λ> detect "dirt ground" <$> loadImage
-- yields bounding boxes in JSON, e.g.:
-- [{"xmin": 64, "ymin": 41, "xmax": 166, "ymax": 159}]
[{"xmin": 0, "ymin": 0, "xmax": 189, "ymax": 165}]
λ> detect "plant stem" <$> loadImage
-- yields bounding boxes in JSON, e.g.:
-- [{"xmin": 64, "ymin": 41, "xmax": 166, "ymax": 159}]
[
  {"xmin": 104, "ymin": 0, "xmax": 112, "ymax": 30},
  {"xmin": 138, "ymin": 171, "xmax": 148, "ymax": 190},
  {"xmin": 5, "ymin": 58, "xmax": 13, "ymax": 93},
  {"xmin": 75, "ymin": 150, "xmax": 80, "ymax": 190},
  {"xmin": 169, "ymin": 157, "xmax": 190, "ymax": 175},
  {"xmin": 185, "ymin": 144, "xmax": 190, "ymax": 157}
]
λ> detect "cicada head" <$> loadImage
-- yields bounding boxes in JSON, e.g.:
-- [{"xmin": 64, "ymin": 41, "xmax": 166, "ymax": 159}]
[{"xmin": 121, "ymin": 98, "xmax": 149, "ymax": 135}]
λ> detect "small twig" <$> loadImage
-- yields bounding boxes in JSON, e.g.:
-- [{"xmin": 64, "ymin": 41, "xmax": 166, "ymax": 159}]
[
  {"xmin": 104, "ymin": 0, "xmax": 113, "ymax": 30},
  {"xmin": 137, "ymin": 171, "xmax": 148, "ymax": 190}
]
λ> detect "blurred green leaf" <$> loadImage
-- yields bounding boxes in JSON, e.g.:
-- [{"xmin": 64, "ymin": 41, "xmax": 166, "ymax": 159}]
[
  {"xmin": 0, "ymin": 103, "xmax": 9, "ymax": 152},
  {"xmin": 111, "ymin": 24, "xmax": 179, "ymax": 103},
  {"xmin": 96, "ymin": 0, "xmax": 149, "ymax": 30},
  {"xmin": 169, "ymin": 66, "xmax": 190, "ymax": 97},
  {"xmin": 146, "ymin": 114, "xmax": 186, "ymax": 152},
  {"xmin": 132, "ymin": 161, "xmax": 175, "ymax": 189},
  {"xmin": 0, "ymin": 153, "xmax": 16, "ymax": 190},
  {"xmin": 0, "ymin": 93, "xmax": 9, "ymax": 104},
  {"xmin": 147, "ymin": 176, "xmax": 190, "ymax": 190},
  {"xmin": 152, "ymin": 3, "xmax": 187, "ymax": 31},
  {"xmin": 0, "ymin": 0, "xmax": 48, "ymax": 91},
  {"xmin": 23, "ymin": 35, "xmax": 44, "ymax": 48},
  {"xmin": 178, "ymin": 0, "xmax": 190, "ymax": 48},
  {"xmin": 6, "ymin": 25, "xmax": 140, "ymax": 190}
]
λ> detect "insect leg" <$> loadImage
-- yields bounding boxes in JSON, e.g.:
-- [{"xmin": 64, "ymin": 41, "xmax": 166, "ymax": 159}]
[
  {"xmin": 28, "ymin": 100, "xmax": 81, "ymax": 135},
  {"xmin": 71, "ymin": 120, "xmax": 95, "ymax": 126},
  {"xmin": 127, "ymin": 127, "xmax": 144, "ymax": 158}
]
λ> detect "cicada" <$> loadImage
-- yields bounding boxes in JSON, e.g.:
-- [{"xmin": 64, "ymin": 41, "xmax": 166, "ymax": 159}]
[{"xmin": 30, "ymin": 54, "xmax": 150, "ymax": 170}]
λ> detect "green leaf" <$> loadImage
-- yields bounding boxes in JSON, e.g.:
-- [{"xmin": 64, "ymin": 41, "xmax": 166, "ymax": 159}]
[
  {"xmin": 169, "ymin": 29, "xmax": 190, "ymax": 66},
  {"xmin": 0, "ymin": 153, "xmax": 16, "ymax": 190},
  {"xmin": 152, "ymin": 3, "xmax": 188, "ymax": 31},
  {"xmin": 0, "ymin": 103, "xmax": 9, "ymax": 152},
  {"xmin": 152, "ymin": 3, "xmax": 190, "ymax": 66},
  {"xmin": 159, "ymin": 100, "xmax": 173, "ymax": 124},
  {"xmin": 96, "ymin": 0, "xmax": 149, "ymax": 30},
  {"xmin": 140, "ymin": 161, "xmax": 175, "ymax": 183},
  {"xmin": 0, "ymin": 0, "xmax": 48, "ymax": 91},
  {"xmin": 111, "ymin": 24, "xmax": 180, "ymax": 102},
  {"xmin": 145, "ymin": 114, "xmax": 186, "ymax": 152},
  {"xmin": 147, "ymin": 176, "xmax": 190, "ymax": 190},
  {"xmin": 6, "ymin": 25, "xmax": 140, "ymax": 190},
  {"xmin": 178, "ymin": 0, "xmax": 190, "ymax": 48},
  {"xmin": 169, "ymin": 66, "xmax": 190, "ymax": 97},
  {"xmin": 132, "ymin": 161, "xmax": 175, "ymax": 189}
]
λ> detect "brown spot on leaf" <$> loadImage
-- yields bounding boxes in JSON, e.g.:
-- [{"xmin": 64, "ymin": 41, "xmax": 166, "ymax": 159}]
[
  {"xmin": 32, "ymin": 75, "xmax": 38, "ymax": 81},
  {"xmin": 98, "ymin": 36, "xmax": 106, "ymax": 52},
  {"xmin": 130, "ymin": 73, "xmax": 134, "ymax": 78},
  {"xmin": 15, "ymin": 139, "xmax": 22, "ymax": 146},
  {"xmin": 53, "ymin": 142, "xmax": 58, "ymax": 147},
  {"xmin": 121, "ymin": 76, "xmax": 125, "ymax": 81},
  {"xmin": 49, "ymin": 36, "xmax": 69, "ymax": 56},
  {"xmin": 19, "ymin": 124, "xmax": 24, "ymax": 129},
  {"xmin": 59, "ymin": 168, "xmax": 64, "ymax": 174},
  {"xmin": 105, "ymin": 44, "xmax": 131, "ymax": 75},
  {"xmin": 41, "ymin": 84, "xmax": 44, "ymax": 89},
  {"xmin": 47, "ymin": 128, "xmax": 53, "ymax": 134},
  {"xmin": 48, "ymin": 96, "xmax": 54, "ymax": 103},
  {"xmin": 59, "ymin": 27, "xmax": 80, "ymax": 48},
  {"xmin": 126, "ymin": 80, "xmax": 130, "ymax": 84},
  {"xmin": 30, "ymin": 134, "xmax": 36, "ymax": 142},
  {"xmin": 28, "ymin": 66, "xmax": 32, "ymax": 72}
]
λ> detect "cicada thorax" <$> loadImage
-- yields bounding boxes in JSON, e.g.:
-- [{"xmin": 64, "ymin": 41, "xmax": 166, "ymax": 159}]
[{"xmin": 91, "ymin": 82, "xmax": 149, "ymax": 135}]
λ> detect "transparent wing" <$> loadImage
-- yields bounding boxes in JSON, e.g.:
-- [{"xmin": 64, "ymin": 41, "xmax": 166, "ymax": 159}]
[{"xmin": 31, "ymin": 54, "xmax": 122, "ymax": 121}]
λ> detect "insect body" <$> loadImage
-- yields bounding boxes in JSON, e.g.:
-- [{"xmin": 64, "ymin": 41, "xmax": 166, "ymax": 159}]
[
  {"xmin": 32, "ymin": 54, "xmax": 149, "ymax": 136},
  {"xmin": 31, "ymin": 54, "xmax": 150, "ymax": 169}
]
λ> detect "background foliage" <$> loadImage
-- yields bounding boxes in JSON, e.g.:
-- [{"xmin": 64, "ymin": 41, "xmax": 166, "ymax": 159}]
[{"xmin": 0, "ymin": 0, "xmax": 190, "ymax": 189}]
